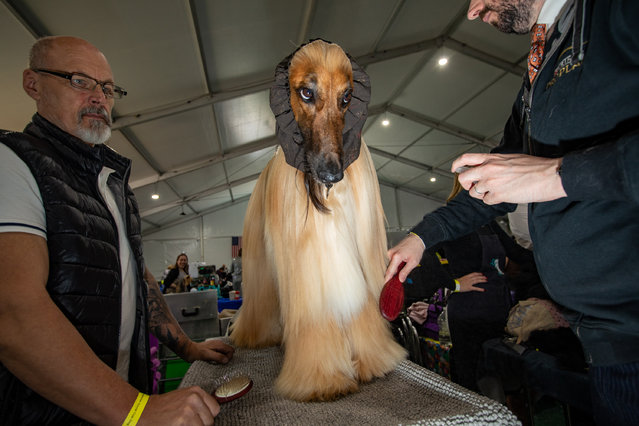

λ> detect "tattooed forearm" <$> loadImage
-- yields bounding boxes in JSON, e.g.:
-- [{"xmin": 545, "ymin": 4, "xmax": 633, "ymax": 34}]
[{"xmin": 146, "ymin": 270, "xmax": 191, "ymax": 358}]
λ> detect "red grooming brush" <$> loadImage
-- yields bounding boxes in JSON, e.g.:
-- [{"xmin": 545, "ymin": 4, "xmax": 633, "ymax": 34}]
[{"xmin": 379, "ymin": 261, "xmax": 406, "ymax": 321}]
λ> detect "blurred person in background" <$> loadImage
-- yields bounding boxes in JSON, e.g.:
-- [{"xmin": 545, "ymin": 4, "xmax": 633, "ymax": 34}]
[{"xmin": 163, "ymin": 253, "xmax": 191, "ymax": 294}]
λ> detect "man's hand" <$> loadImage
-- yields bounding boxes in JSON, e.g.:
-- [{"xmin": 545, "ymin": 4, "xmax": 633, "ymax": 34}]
[
  {"xmin": 457, "ymin": 272, "xmax": 487, "ymax": 292},
  {"xmin": 452, "ymin": 153, "xmax": 566, "ymax": 205},
  {"xmin": 182, "ymin": 339, "xmax": 235, "ymax": 364},
  {"xmin": 385, "ymin": 233, "xmax": 425, "ymax": 283},
  {"xmin": 140, "ymin": 386, "xmax": 219, "ymax": 426},
  {"xmin": 145, "ymin": 268, "xmax": 234, "ymax": 365}
]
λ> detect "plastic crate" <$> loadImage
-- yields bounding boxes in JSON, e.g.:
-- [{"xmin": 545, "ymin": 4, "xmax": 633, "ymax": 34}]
[
  {"xmin": 161, "ymin": 358, "xmax": 191, "ymax": 393},
  {"xmin": 164, "ymin": 290, "xmax": 220, "ymax": 339}
]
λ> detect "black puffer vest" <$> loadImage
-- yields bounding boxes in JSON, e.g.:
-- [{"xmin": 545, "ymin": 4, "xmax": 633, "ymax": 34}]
[{"xmin": 0, "ymin": 114, "xmax": 150, "ymax": 425}]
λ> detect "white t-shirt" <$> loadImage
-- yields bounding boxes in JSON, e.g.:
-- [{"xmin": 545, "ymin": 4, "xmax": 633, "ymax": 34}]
[
  {"xmin": 0, "ymin": 143, "xmax": 137, "ymax": 382},
  {"xmin": 537, "ymin": 0, "xmax": 568, "ymax": 25},
  {"xmin": 507, "ymin": 203, "xmax": 533, "ymax": 250},
  {"xmin": 0, "ymin": 144, "xmax": 46, "ymax": 237}
]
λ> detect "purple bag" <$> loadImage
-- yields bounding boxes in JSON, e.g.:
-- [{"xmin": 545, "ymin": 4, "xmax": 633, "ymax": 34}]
[{"xmin": 421, "ymin": 289, "xmax": 446, "ymax": 340}]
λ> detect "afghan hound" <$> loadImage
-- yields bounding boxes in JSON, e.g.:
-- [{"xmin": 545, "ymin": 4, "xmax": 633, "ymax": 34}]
[{"xmin": 230, "ymin": 39, "xmax": 406, "ymax": 402}]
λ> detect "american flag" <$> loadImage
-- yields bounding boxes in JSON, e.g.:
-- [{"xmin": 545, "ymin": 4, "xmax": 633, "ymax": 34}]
[{"xmin": 231, "ymin": 236, "xmax": 242, "ymax": 258}]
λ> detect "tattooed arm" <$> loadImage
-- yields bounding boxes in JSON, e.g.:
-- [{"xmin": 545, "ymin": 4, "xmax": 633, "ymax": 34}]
[{"xmin": 145, "ymin": 267, "xmax": 234, "ymax": 363}]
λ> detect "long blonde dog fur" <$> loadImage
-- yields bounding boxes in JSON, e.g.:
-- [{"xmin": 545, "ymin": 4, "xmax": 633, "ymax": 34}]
[{"xmin": 230, "ymin": 40, "xmax": 406, "ymax": 402}]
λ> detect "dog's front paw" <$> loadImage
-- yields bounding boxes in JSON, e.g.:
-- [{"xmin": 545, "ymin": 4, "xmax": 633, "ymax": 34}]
[
  {"xmin": 353, "ymin": 338, "xmax": 406, "ymax": 382},
  {"xmin": 275, "ymin": 367, "xmax": 358, "ymax": 402}
]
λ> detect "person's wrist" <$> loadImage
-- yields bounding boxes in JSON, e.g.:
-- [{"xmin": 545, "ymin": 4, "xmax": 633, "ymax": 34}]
[
  {"xmin": 454, "ymin": 279, "xmax": 461, "ymax": 292},
  {"xmin": 182, "ymin": 340, "xmax": 198, "ymax": 362},
  {"xmin": 555, "ymin": 157, "xmax": 563, "ymax": 177},
  {"xmin": 122, "ymin": 392, "xmax": 149, "ymax": 426},
  {"xmin": 552, "ymin": 157, "xmax": 567, "ymax": 198},
  {"xmin": 409, "ymin": 232, "xmax": 425, "ymax": 250}
]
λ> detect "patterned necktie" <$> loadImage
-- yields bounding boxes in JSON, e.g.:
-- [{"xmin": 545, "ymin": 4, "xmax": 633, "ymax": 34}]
[{"xmin": 527, "ymin": 23, "xmax": 546, "ymax": 84}]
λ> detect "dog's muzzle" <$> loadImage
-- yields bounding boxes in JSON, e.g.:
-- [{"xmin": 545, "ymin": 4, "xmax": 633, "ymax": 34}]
[{"xmin": 318, "ymin": 168, "xmax": 343, "ymax": 185}]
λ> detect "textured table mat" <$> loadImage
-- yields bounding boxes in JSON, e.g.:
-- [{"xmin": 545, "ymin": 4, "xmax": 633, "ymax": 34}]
[{"xmin": 180, "ymin": 338, "xmax": 520, "ymax": 425}]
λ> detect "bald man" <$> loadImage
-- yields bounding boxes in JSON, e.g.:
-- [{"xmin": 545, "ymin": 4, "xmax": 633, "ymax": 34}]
[{"xmin": 0, "ymin": 36, "xmax": 233, "ymax": 425}]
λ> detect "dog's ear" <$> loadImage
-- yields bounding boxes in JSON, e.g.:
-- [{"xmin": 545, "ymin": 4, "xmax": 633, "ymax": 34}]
[{"xmin": 342, "ymin": 53, "xmax": 371, "ymax": 167}]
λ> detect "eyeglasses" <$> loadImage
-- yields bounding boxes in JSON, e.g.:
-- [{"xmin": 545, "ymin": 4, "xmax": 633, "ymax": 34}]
[{"xmin": 33, "ymin": 69, "xmax": 127, "ymax": 99}]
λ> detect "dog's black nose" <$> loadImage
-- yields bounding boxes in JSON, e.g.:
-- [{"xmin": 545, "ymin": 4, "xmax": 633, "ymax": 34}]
[{"xmin": 318, "ymin": 169, "xmax": 343, "ymax": 184}]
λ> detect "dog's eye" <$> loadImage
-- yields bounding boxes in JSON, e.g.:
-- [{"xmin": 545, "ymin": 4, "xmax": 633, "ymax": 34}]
[
  {"xmin": 341, "ymin": 90, "xmax": 352, "ymax": 107},
  {"xmin": 299, "ymin": 87, "xmax": 314, "ymax": 103}
]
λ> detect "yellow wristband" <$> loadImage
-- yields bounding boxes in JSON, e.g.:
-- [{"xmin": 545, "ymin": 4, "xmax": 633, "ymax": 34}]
[
  {"xmin": 454, "ymin": 280, "xmax": 461, "ymax": 292},
  {"xmin": 122, "ymin": 392, "xmax": 149, "ymax": 426}
]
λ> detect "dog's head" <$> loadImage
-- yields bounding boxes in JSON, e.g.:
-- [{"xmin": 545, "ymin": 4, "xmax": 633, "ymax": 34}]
[
  {"xmin": 288, "ymin": 40, "xmax": 353, "ymax": 189},
  {"xmin": 270, "ymin": 39, "xmax": 370, "ymax": 213}
]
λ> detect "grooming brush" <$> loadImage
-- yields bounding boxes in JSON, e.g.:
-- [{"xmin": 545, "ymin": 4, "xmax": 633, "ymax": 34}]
[
  {"xmin": 379, "ymin": 261, "xmax": 406, "ymax": 321},
  {"xmin": 212, "ymin": 374, "xmax": 253, "ymax": 403}
]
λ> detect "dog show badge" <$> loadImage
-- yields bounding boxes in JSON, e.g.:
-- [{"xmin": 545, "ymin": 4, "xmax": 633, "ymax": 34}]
[
  {"xmin": 213, "ymin": 374, "xmax": 253, "ymax": 404},
  {"xmin": 379, "ymin": 262, "xmax": 406, "ymax": 321}
]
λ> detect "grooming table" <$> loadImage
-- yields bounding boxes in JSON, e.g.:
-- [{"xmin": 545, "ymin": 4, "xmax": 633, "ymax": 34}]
[{"xmin": 180, "ymin": 338, "xmax": 519, "ymax": 425}]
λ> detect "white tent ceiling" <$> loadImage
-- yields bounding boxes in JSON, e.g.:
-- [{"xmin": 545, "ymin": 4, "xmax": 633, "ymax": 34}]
[{"xmin": 0, "ymin": 0, "xmax": 529, "ymax": 236}]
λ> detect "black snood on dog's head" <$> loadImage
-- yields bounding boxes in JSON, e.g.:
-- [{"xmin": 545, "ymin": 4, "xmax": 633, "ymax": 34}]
[{"xmin": 269, "ymin": 39, "xmax": 371, "ymax": 174}]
